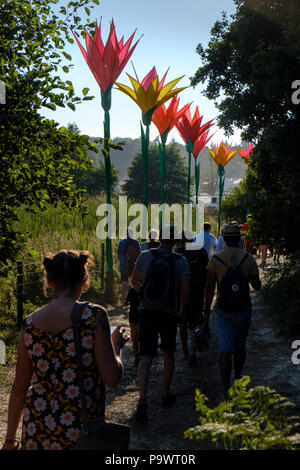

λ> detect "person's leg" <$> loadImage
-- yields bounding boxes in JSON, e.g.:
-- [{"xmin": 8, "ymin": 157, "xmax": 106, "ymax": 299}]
[
  {"xmin": 137, "ymin": 356, "xmax": 152, "ymax": 402},
  {"xmin": 136, "ymin": 310, "xmax": 158, "ymax": 421},
  {"xmin": 233, "ymin": 348, "xmax": 246, "ymax": 379},
  {"xmin": 162, "ymin": 350, "xmax": 175, "ymax": 398},
  {"xmin": 121, "ymin": 280, "xmax": 128, "ymax": 304},
  {"xmin": 160, "ymin": 317, "xmax": 177, "ymax": 404},
  {"xmin": 260, "ymin": 244, "xmax": 267, "ymax": 263},
  {"xmin": 215, "ymin": 309, "xmax": 235, "ymax": 398},
  {"xmin": 233, "ymin": 307, "xmax": 252, "ymax": 381},
  {"xmin": 130, "ymin": 322, "xmax": 139, "ymax": 365},
  {"xmin": 219, "ymin": 352, "xmax": 232, "ymax": 393},
  {"xmin": 179, "ymin": 325, "xmax": 188, "ymax": 359}
]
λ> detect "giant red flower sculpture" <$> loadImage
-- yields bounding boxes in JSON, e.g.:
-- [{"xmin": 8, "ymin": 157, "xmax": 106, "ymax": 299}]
[
  {"xmin": 176, "ymin": 106, "xmax": 214, "ymax": 204},
  {"xmin": 73, "ymin": 19, "xmax": 139, "ymax": 97},
  {"xmin": 239, "ymin": 143, "xmax": 254, "ymax": 165},
  {"xmin": 74, "ymin": 19, "xmax": 139, "ymax": 276}
]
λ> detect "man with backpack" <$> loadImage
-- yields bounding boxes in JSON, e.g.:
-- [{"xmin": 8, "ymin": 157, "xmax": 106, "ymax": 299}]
[
  {"xmin": 176, "ymin": 230, "xmax": 209, "ymax": 366},
  {"xmin": 131, "ymin": 225, "xmax": 191, "ymax": 423},
  {"xmin": 203, "ymin": 223, "xmax": 261, "ymax": 399},
  {"xmin": 117, "ymin": 228, "xmax": 141, "ymax": 304}
]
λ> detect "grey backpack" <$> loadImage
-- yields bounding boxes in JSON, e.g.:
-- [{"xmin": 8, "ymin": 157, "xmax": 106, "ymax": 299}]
[{"xmin": 142, "ymin": 250, "xmax": 179, "ymax": 314}]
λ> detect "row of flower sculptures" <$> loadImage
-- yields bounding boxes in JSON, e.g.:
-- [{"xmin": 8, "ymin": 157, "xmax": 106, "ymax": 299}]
[{"xmin": 74, "ymin": 20, "xmax": 254, "ymax": 273}]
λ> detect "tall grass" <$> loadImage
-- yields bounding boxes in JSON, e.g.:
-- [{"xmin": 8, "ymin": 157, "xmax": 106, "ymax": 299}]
[{"xmin": 0, "ymin": 196, "xmax": 218, "ymax": 338}]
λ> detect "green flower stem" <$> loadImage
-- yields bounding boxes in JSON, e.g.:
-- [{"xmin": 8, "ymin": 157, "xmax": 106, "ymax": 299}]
[
  {"xmin": 195, "ymin": 157, "xmax": 200, "ymax": 205},
  {"xmin": 186, "ymin": 138, "xmax": 194, "ymax": 205},
  {"xmin": 158, "ymin": 130, "xmax": 168, "ymax": 228},
  {"xmin": 141, "ymin": 123, "xmax": 150, "ymax": 208},
  {"xmin": 140, "ymin": 123, "xmax": 150, "ymax": 241},
  {"xmin": 217, "ymin": 164, "xmax": 225, "ymax": 236},
  {"xmin": 102, "ymin": 87, "xmax": 113, "ymax": 274}
]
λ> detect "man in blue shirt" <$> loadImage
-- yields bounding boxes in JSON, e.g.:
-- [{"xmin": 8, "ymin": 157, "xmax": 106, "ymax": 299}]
[
  {"xmin": 117, "ymin": 228, "xmax": 141, "ymax": 304},
  {"xmin": 195, "ymin": 222, "xmax": 217, "ymax": 259}
]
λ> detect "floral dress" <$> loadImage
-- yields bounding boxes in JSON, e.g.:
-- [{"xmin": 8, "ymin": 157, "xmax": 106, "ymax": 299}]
[{"xmin": 21, "ymin": 303, "xmax": 103, "ymax": 450}]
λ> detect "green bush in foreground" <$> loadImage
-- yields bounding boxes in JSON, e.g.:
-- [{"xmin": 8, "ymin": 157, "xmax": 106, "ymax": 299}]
[
  {"xmin": 263, "ymin": 252, "xmax": 300, "ymax": 332},
  {"xmin": 185, "ymin": 376, "xmax": 294, "ymax": 450}
]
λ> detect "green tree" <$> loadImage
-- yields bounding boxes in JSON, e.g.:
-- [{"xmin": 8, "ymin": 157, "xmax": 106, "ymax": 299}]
[
  {"xmin": 0, "ymin": 0, "xmax": 101, "ymax": 266},
  {"xmin": 74, "ymin": 162, "xmax": 119, "ymax": 196},
  {"xmin": 191, "ymin": 0, "xmax": 300, "ymax": 254},
  {"xmin": 123, "ymin": 142, "xmax": 188, "ymax": 204}
]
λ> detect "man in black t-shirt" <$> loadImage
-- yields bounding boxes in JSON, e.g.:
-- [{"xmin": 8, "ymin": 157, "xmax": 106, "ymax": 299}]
[{"xmin": 176, "ymin": 231, "xmax": 209, "ymax": 366}]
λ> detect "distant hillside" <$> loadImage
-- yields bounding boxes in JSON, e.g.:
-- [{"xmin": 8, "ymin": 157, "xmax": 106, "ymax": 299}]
[{"xmin": 87, "ymin": 137, "xmax": 247, "ymax": 183}]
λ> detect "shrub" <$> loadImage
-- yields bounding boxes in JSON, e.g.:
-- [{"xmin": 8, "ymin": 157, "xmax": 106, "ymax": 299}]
[
  {"xmin": 184, "ymin": 376, "xmax": 295, "ymax": 450},
  {"xmin": 262, "ymin": 252, "xmax": 300, "ymax": 332}
]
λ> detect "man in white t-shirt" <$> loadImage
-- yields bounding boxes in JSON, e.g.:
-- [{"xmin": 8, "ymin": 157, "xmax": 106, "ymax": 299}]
[{"xmin": 195, "ymin": 222, "xmax": 217, "ymax": 259}]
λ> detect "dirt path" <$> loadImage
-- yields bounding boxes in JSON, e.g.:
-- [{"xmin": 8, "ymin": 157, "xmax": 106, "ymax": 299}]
[{"xmin": 1, "ymin": 257, "xmax": 300, "ymax": 449}]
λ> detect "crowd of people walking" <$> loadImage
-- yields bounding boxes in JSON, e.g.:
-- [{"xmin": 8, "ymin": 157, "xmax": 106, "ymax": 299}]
[{"xmin": 3, "ymin": 217, "xmax": 267, "ymax": 449}]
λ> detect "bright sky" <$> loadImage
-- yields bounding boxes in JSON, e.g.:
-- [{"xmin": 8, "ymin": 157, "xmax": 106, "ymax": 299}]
[{"xmin": 41, "ymin": 0, "xmax": 240, "ymax": 145}]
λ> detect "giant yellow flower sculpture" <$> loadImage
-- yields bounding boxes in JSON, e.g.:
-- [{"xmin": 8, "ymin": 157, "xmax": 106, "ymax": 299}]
[
  {"xmin": 115, "ymin": 66, "xmax": 186, "ymax": 125},
  {"xmin": 115, "ymin": 67, "xmax": 186, "ymax": 209},
  {"xmin": 207, "ymin": 142, "xmax": 239, "ymax": 168},
  {"xmin": 207, "ymin": 142, "xmax": 239, "ymax": 235}
]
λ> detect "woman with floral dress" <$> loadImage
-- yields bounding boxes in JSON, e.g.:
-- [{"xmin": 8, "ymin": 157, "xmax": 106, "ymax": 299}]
[{"xmin": 2, "ymin": 250, "xmax": 129, "ymax": 450}]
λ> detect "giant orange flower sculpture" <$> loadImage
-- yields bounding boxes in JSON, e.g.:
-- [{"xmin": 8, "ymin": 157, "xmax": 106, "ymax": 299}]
[{"xmin": 152, "ymin": 96, "xmax": 191, "ymax": 141}]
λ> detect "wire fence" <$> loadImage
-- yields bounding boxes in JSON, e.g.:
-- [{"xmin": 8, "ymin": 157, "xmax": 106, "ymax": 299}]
[{"xmin": 14, "ymin": 243, "xmax": 106, "ymax": 329}]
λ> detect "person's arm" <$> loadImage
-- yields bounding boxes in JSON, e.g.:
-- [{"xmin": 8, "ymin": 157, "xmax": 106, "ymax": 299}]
[
  {"xmin": 94, "ymin": 308, "xmax": 129, "ymax": 388},
  {"xmin": 203, "ymin": 269, "xmax": 217, "ymax": 325},
  {"xmin": 250, "ymin": 274, "xmax": 261, "ymax": 291},
  {"xmin": 131, "ymin": 266, "xmax": 142, "ymax": 293},
  {"xmin": 2, "ymin": 330, "xmax": 33, "ymax": 450}
]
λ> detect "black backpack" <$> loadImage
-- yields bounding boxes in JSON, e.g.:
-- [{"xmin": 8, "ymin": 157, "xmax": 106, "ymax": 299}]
[
  {"xmin": 214, "ymin": 253, "xmax": 250, "ymax": 313},
  {"xmin": 142, "ymin": 250, "xmax": 179, "ymax": 314}
]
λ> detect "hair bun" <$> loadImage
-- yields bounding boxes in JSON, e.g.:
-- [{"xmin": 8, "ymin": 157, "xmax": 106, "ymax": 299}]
[
  {"xmin": 43, "ymin": 257, "xmax": 53, "ymax": 269},
  {"xmin": 78, "ymin": 252, "xmax": 89, "ymax": 266}
]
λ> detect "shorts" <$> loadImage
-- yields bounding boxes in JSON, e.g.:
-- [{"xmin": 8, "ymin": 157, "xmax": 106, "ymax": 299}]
[
  {"xmin": 129, "ymin": 305, "xmax": 139, "ymax": 324},
  {"xmin": 214, "ymin": 306, "xmax": 252, "ymax": 353},
  {"xmin": 138, "ymin": 309, "xmax": 177, "ymax": 357}
]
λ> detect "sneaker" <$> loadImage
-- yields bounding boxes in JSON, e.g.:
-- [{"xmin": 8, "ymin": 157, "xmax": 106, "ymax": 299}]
[
  {"xmin": 135, "ymin": 400, "xmax": 148, "ymax": 423},
  {"xmin": 162, "ymin": 392, "xmax": 176, "ymax": 407},
  {"xmin": 188, "ymin": 355, "xmax": 197, "ymax": 367}
]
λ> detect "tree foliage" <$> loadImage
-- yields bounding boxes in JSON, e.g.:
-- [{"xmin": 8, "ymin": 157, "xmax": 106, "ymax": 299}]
[
  {"xmin": 191, "ymin": 0, "xmax": 300, "ymax": 254},
  {"xmin": 0, "ymin": 0, "xmax": 101, "ymax": 266},
  {"xmin": 74, "ymin": 162, "xmax": 119, "ymax": 196},
  {"xmin": 123, "ymin": 142, "xmax": 188, "ymax": 204}
]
